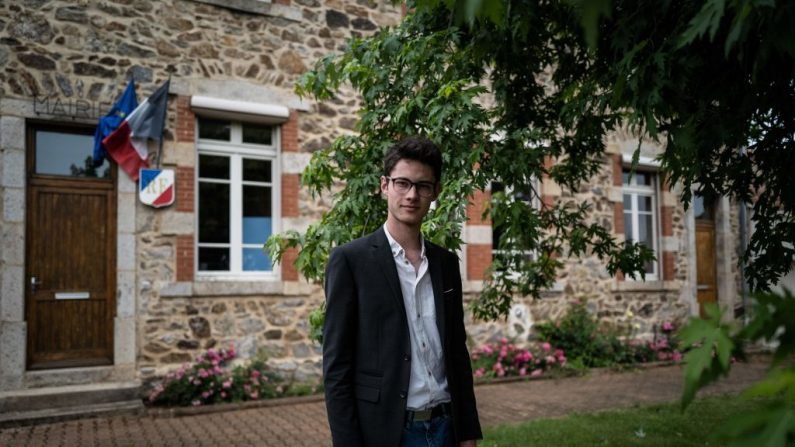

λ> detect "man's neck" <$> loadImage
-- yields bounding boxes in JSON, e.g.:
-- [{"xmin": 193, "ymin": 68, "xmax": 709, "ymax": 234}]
[{"xmin": 385, "ymin": 218, "xmax": 422, "ymax": 252}]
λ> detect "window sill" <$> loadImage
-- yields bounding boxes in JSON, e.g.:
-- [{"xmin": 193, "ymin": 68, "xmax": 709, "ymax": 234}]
[
  {"xmin": 190, "ymin": 0, "xmax": 302, "ymax": 21},
  {"xmin": 160, "ymin": 279, "xmax": 282, "ymax": 298},
  {"xmin": 612, "ymin": 280, "xmax": 681, "ymax": 293}
]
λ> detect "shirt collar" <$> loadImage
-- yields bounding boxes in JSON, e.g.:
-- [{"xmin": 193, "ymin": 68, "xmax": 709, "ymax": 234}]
[{"xmin": 383, "ymin": 223, "xmax": 426, "ymax": 259}]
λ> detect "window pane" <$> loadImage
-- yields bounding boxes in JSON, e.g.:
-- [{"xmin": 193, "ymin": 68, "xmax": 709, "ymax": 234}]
[
  {"xmin": 243, "ymin": 158, "xmax": 272, "ymax": 182},
  {"xmin": 199, "ymin": 182, "xmax": 230, "ymax": 243},
  {"xmin": 622, "ymin": 169, "xmax": 652, "ymax": 186},
  {"xmin": 623, "ymin": 194, "xmax": 632, "ymax": 210},
  {"xmin": 644, "ymin": 258, "xmax": 655, "ymax": 274},
  {"xmin": 242, "ymin": 124, "xmax": 272, "ymax": 145},
  {"xmin": 638, "ymin": 195, "xmax": 652, "ymax": 212},
  {"xmin": 198, "ymin": 118, "xmax": 231, "ymax": 141},
  {"xmin": 36, "ymin": 130, "xmax": 110, "ymax": 178},
  {"xmin": 199, "ymin": 154, "xmax": 230, "ymax": 179},
  {"xmin": 243, "ymin": 247, "xmax": 272, "ymax": 271},
  {"xmin": 693, "ymin": 195, "xmax": 705, "ymax": 218},
  {"xmin": 624, "ymin": 214, "xmax": 633, "ymax": 241},
  {"xmin": 638, "ymin": 214, "xmax": 653, "ymax": 247},
  {"xmin": 242, "ymin": 185, "xmax": 272, "ymax": 244},
  {"xmin": 199, "ymin": 247, "xmax": 229, "ymax": 271}
]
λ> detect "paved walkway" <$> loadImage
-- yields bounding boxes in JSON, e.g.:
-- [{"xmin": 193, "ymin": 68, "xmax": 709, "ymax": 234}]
[{"xmin": 0, "ymin": 359, "xmax": 769, "ymax": 446}]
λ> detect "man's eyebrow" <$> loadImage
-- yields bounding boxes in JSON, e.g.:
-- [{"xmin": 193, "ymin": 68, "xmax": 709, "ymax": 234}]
[{"xmin": 392, "ymin": 177, "xmax": 435, "ymax": 184}]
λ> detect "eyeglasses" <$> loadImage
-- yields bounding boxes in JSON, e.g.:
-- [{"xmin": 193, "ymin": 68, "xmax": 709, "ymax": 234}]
[{"xmin": 385, "ymin": 177, "xmax": 436, "ymax": 198}]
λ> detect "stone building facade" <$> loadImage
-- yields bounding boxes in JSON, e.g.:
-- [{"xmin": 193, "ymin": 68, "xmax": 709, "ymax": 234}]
[{"xmin": 0, "ymin": 0, "xmax": 746, "ymax": 402}]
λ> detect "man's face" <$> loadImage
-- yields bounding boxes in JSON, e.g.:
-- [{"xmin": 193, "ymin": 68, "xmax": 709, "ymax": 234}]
[{"xmin": 380, "ymin": 159, "xmax": 439, "ymax": 229}]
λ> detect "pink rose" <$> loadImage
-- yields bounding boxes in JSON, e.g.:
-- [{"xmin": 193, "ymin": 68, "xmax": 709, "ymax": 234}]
[
  {"xmin": 672, "ymin": 351, "xmax": 682, "ymax": 362},
  {"xmin": 531, "ymin": 369, "xmax": 542, "ymax": 377},
  {"xmin": 474, "ymin": 368, "xmax": 485, "ymax": 378},
  {"xmin": 662, "ymin": 321, "xmax": 674, "ymax": 332},
  {"xmin": 519, "ymin": 368, "xmax": 526, "ymax": 376},
  {"xmin": 191, "ymin": 400, "xmax": 201, "ymax": 406},
  {"xmin": 542, "ymin": 342, "xmax": 551, "ymax": 353}
]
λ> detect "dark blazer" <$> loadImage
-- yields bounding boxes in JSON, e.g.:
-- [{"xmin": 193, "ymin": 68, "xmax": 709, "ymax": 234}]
[{"xmin": 323, "ymin": 227, "xmax": 482, "ymax": 447}]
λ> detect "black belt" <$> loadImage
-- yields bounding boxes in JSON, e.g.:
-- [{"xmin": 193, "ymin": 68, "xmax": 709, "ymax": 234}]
[{"xmin": 405, "ymin": 402, "xmax": 451, "ymax": 423}]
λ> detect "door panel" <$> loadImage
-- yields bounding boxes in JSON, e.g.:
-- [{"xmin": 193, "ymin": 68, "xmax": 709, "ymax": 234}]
[
  {"xmin": 696, "ymin": 223, "xmax": 717, "ymax": 317},
  {"xmin": 695, "ymin": 196, "xmax": 718, "ymax": 318},
  {"xmin": 26, "ymin": 123, "xmax": 116, "ymax": 369}
]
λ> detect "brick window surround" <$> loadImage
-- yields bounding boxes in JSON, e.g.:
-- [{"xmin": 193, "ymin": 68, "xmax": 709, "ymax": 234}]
[{"xmin": 174, "ymin": 96, "xmax": 300, "ymax": 282}]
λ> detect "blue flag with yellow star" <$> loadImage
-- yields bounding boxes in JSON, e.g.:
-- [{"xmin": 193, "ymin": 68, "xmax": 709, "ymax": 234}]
[{"xmin": 93, "ymin": 80, "xmax": 138, "ymax": 167}]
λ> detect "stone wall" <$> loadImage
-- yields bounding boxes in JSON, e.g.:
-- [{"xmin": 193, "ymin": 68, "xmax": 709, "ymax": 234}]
[
  {"xmin": 463, "ymin": 136, "xmax": 699, "ymax": 347},
  {"xmin": 1, "ymin": 0, "xmax": 747, "ymax": 388},
  {"xmin": 1, "ymin": 0, "xmax": 401, "ymax": 385}
]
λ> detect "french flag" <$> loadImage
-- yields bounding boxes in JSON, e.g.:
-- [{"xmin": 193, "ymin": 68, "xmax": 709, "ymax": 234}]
[{"xmin": 102, "ymin": 80, "xmax": 170, "ymax": 181}]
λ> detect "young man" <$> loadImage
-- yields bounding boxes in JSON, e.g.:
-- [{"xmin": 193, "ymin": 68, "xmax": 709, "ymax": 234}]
[{"xmin": 323, "ymin": 137, "xmax": 482, "ymax": 447}]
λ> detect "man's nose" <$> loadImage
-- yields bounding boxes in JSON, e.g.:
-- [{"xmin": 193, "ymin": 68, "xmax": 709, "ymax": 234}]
[{"xmin": 405, "ymin": 184, "xmax": 419, "ymax": 199}]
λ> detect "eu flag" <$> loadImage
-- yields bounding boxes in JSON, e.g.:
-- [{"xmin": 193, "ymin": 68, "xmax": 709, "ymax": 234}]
[{"xmin": 92, "ymin": 80, "xmax": 138, "ymax": 167}]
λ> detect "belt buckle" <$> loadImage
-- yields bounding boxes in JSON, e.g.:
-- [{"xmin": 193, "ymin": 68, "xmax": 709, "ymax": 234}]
[{"xmin": 413, "ymin": 408, "xmax": 433, "ymax": 422}]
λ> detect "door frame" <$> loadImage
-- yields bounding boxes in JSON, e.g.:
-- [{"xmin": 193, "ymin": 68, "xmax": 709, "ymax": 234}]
[
  {"xmin": 24, "ymin": 120, "xmax": 118, "ymax": 370},
  {"xmin": 686, "ymin": 193, "xmax": 739, "ymax": 320}
]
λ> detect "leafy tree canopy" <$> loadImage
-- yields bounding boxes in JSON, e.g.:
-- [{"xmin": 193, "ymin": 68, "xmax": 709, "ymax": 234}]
[{"xmin": 267, "ymin": 0, "xmax": 795, "ymax": 320}]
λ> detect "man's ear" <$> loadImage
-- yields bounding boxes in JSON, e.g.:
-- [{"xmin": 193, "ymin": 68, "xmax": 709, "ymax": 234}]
[{"xmin": 380, "ymin": 176, "xmax": 389, "ymax": 195}]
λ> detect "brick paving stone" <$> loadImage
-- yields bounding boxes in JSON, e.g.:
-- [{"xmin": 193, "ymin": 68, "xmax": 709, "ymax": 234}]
[{"xmin": 0, "ymin": 359, "xmax": 769, "ymax": 446}]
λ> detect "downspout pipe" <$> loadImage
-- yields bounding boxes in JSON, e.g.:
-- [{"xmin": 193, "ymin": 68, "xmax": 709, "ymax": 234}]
[{"xmin": 738, "ymin": 146, "xmax": 750, "ymax": 324}]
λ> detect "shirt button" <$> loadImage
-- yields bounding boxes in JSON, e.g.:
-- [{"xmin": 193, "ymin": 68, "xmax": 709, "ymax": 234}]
[
  {"xmin": 400, "ymin": 392, "xmax": 407, "ymax": 399},
  {"xmin": 404, "ymin": 355, "xmax": 410, "ymax": 361}
]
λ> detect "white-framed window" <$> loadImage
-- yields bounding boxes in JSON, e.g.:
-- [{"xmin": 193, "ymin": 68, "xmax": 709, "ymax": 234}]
[
  {"xmin": 196, "ymin": 117, "xmax": 281, "ymax": 278},
  {"xmin": 491, "ymin": 180, "xmax": 540, "ymax": 272},
  {"xmin": 622, "ymin": 168, "xmax": 659, "ymax": 280}
]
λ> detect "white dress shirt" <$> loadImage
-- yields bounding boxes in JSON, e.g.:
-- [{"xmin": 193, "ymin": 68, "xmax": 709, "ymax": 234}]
[{"xmin": 383, "ymin": 224, "xmax": 451, "ymax": 410}]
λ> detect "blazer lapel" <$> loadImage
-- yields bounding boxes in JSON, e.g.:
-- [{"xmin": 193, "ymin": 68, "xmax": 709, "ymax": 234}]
[
  {"xmin": 426, "ymin": 241, "xmax": 446, "ymax": 347},
  {"xmin": 372, "ymin": 228, "xmax": 408, "ymax": 320}
]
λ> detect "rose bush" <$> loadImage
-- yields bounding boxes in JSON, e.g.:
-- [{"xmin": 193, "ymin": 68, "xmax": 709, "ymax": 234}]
[
  {"xmin": 470, "ymin": 338, "xmax": 567, "ymax": 380},
  {"xmin": 147, "ymin": 346, "xmax": 310, "ymax": 407}
]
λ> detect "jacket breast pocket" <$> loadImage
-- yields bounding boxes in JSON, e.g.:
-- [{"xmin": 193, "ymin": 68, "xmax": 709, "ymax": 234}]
[{"xmin": 355, "ymin": 372, "xmax": 382, "ymax": 403}]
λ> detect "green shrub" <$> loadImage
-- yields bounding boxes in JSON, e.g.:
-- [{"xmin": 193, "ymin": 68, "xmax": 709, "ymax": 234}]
[{"xmin": 535, "ymin": 301, "xmax": 681, "ymax": 368}]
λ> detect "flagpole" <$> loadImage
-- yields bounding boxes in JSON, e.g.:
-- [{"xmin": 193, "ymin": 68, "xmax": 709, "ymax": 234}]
[{"xmin": 155, "ymin": 74, "xmax": 172, "ymax": 169}]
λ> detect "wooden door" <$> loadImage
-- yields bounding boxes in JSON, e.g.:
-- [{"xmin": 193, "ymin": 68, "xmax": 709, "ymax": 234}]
[
  {"xmin": 694, "ymin": 195, "xmax": 717, "ymax": 318},
  {"xmin": 25, "ymin": 123, "xmax": 117, "ymax": 369}
]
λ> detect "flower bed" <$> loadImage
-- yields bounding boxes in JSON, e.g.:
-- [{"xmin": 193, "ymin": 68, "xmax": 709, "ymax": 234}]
[
  {"xmin": 147, "ymin": 346, "xmax": 321, "ymax": 407},
  {"xmin": 471, "ymin": 338, "xmax": 568, "ymax": 380},
  {"xmin": 470, "ymin": 303, "xmax": 684, "ymax": 380}
]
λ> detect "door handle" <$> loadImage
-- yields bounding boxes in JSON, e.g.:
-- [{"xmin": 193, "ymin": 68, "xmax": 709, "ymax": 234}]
[{"xmin": 30, "ymin": 276, "xmax": 42, "ymax": 293}]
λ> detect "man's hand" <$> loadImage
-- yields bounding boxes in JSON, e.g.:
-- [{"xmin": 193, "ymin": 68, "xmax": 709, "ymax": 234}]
[{"xmin": 460, "ymin": 441, "xmax": 476, "ymax": 447}]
